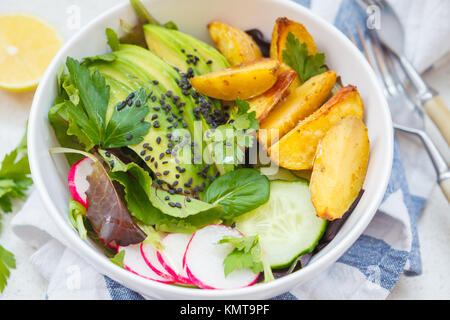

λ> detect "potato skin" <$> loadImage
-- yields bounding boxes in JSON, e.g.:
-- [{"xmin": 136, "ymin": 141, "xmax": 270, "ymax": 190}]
[
  {"xmin": 190, "ymin": 58, "xmax": 280, "ymax": 101},
  {"xmin": 270, "ymin": 17, "xmax": 318, "ymax": 61},
  {"xmin": 269, "ymin": 85, "xmax": 364, "ymax": 170},
  {"xmin": 208, "ymin": 21, "xmax": 263, "ymax": 65},
  {"xmin": 247, "ymin": 70, "xmax": 296, "ymax": 120},
  {"xmin": 259, "ymin": 70, "xmax": 337, "ymax": 148},
  {"xmin": 310, "ymin": 117, "xmax": 370, "ymax": 221}
]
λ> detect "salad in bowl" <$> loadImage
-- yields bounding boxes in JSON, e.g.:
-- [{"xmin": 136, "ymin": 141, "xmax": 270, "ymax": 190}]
[{"xmin": 43, "ymin": 0, "xmax": 376, "ymax": 293}]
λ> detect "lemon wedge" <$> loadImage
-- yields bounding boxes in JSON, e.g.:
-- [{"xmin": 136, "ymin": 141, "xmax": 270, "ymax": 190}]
[{"xmin": 0, "ymin": 14, "xmax": 62, "ymax": 92}]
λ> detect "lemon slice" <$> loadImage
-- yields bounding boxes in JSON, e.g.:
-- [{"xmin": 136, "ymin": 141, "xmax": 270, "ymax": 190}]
[{"xmin": 0, "ymin": 14, "xmax": 62, "ymax": 92}]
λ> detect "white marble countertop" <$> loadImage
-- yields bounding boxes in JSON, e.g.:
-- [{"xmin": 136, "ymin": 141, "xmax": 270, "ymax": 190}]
[{"xmin": 0, "ymin": 0, "xmax": 449, "ymax": 300}]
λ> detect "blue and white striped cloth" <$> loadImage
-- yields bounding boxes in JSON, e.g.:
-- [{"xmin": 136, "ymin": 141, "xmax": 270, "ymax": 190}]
[{"xmin": 12, "ymin": 0, "xmax": 446, "ymax": 300}]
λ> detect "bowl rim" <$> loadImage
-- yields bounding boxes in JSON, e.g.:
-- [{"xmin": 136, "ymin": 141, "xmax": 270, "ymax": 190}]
[{"xmin": 28, "ymin": 0, "xmax": 393, "ymax": 299}]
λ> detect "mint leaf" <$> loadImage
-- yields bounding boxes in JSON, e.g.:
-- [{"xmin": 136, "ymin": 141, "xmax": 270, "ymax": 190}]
[{"xmin": 282, "ymin": 32, "xmax": 327, "ymax": 83}]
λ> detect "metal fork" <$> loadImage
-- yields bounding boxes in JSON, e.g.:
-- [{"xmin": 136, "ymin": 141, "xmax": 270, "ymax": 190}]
[
  {"xmin": 347, "ymin": 23, "xmax": 450, "ymax": 202},
  {"xmin": 357, "ymin": 0, "xmax": 450, "ymax": 146}
]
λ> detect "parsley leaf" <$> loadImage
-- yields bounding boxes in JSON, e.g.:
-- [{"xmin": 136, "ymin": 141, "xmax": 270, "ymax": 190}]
[
  {"xmin": 0, "ymin": 132, "xmax": 32, "ymax": 218},
  {"xmin": 0, "ymin": 245, "xmax": 16, "ymax": 293},
  {"xmin": 205, "ymin": 98, "xmax": 259, "ymax": 173},
  {"xmin": 64, "ymin": 57, "xmax": 151, "ymax": 149},
  {"xmin": 282, "ymin": 32, "xmax": 327, "ymax": 83},
  {"xmin": 218, "ymin": 235, "xmax": 263, "ymax": 277},
  {"xmin": 0, "ymin": 132, "xmax": 31, "ymax": 292}
]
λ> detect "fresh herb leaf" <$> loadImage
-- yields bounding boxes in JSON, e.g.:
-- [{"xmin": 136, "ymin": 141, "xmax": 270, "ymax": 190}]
[
  {"xmin": 105, "ymin": 28, "xmax": 120, "ymax": 51},
  {"xmin": 0, "ymin": 245, "xmax": 16, "ymax": 293},
  {"xmin": 0, "ymin": 132, "xmax": 32, "ymax": 218},
  {"xmin": 282, "ymin": 32, "xmax": 327, "ymax": 83},
  {"xmin": 163, "ymin": 21, "xmax": 178, "ymax": 30},
  {"xmin": 64, "ymin": 58, "xmax": 150, "ymax": 149},
  {"xmin": 82, "ymin": 53, "xmax": 116, "ymax": 65},
  {"xmin": 204, "ymin": 169, "xmax": 269, "ymax": 219},
  {"xmin": 109, "ymin": 250, "xmax": 125, "ymax": 268},
  {"xmin": 0, "ymin": 132, "xmax": 31, "ymax": 292},
  {"xmin": 205, "ymin": 99, "xmax": 259, "ymax": 173},
  {"xmin": 218, "ymin": 235, "xmax": 263, "ymax": 276},
  {"xmin": 69, "ymin": 199, "xmax": 87, "ymax": 240}
]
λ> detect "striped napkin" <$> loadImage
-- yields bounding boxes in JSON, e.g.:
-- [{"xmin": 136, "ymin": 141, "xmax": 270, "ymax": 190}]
[{"xmin": 11, "ymin": 0, "xmax": 444, "ymax": 300}]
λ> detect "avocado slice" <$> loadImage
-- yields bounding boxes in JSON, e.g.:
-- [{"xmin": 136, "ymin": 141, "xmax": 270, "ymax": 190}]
[
  {"xmin": 143, "ymin": 24, "xmax": 229, "ymax": 75},
  {"xmin": 89, "ymin": 44, "xmax": 222, "ymax": 199}
]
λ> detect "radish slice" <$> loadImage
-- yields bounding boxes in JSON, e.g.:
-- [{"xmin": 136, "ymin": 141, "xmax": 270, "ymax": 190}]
[
  {"xmin": 68, "ymin": 157, "xmax": 93, "ymax": 208},
  {"xmin": 118, "ymin": 245, "xmax": 173, "ymax": 284},
  {"xmin": 156, "ymin": 233, "xmax": 193, "ymax": 285},
  {"xmin": 140, "ymin": 243, "xmax": 175, "ymax": 282},
  {"xmin": 184, "ymin": 225, "xmax": 260, "ymax": 290}
]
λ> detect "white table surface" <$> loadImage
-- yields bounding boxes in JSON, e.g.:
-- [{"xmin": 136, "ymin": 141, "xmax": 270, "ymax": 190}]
[{"xmin": 0, "ymin": 0, "xmax": 449, "ymax": 300}]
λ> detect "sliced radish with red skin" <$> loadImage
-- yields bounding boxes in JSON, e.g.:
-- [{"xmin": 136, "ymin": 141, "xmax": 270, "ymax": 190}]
[
  {"xmin": 118, "ymin": 245, "xmax": 174, "ymax": 284},
  {"xmin": 68, "ymin": 157, "xmax": 93, "ymax": 208},
  {"xmin": 184, "ymin": 225, "xmax": 260, "ymax": 290},
  {"xmin": 157, "ymin": 233, "xmax": 193, "ymax": 285},
  {"xmin": 140, "ymin": 243, "xmax": 175, "ymax": 282}
]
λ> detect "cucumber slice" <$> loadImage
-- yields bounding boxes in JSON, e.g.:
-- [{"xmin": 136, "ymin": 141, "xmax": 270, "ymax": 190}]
[{"xmin": 234, "ymin": 180, "xmax": 327, "ymax": 269}]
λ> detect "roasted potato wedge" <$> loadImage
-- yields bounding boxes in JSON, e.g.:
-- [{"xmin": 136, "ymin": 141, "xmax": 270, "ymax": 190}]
[
  {"xmin": 310, "ymin": 117, "xmax": 370, "ymax": 221},
  {"xmin": 270, "ymin": 17, "xmax": 318, "ymax": 61},
  {"xmin": 269, "ymin": 85, "xmax": 364, "ymax": 170},
  {"xmin": 190, "ymin": 58, "xmax": 280, "ymax": 101},
  {"xmin": 247, "ymin": 70, "xmax": 297, "ymax": 120},
  {"xmin": 259, "ymin": 70, "xmax": 337, "ymax": 147},
  {"xmin": 208, "ymin": 21, "xmax": 263, "ymax": 65}
]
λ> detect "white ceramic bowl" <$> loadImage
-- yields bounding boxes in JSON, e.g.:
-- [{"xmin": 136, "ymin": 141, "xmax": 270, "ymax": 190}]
[{"xmin": 28, "ymin": 0, "xmax": 393, "ymax": 299}]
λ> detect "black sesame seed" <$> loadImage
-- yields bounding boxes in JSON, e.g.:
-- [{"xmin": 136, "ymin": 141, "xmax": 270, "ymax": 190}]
[
  {"xmin": 159, "ymin": 153, "xmax": 165, "ymax": 160},
  {"xmin": 105, "ymin": 151, "xmax": 111, "ymax": 157},
  {"xmin": 165, "ymin": 149, "xmax": 171, "ymax": 154},
  {"xmin": 153, "ymin": 121, "xmax": 160, "ymax": 128},
  {"xmin": 140, "ymin": 150, "xmax": 146, "ymax": 156},
  {"xmin": 153, "ymin": 107, "xmax": 160, "ymax": 111},
  {"xmin": 175, "ymin": 202, "xmax": 182, "ymax": 208},
  {"xmin": 206, "ymin": 60, "xmax": 213, "ymax": 65},
  {"xmin": 156, "ymin": 172, "xmax": 162, "ymax": 177},
  {"xmin": 176, "ymin": 188, "xmax": 183, "ymax": 193},
  {"xmin": 168, "ymin": 189, "xmax": 175, "ymax": 195},
  {"xmin": 151, "ymin": 96, "xmax": 157, "ymax": 102},
  {"xmin": 126, "ymin": 134, "xmax": 133, "ymax": 141},
  {"xmin": 145, "ymin": 156, "xmax": 151, "ymax": 161},
  {"xmin": 151, "ymin": 114, "xmax": 158, "ymax": 120},
  {"xmin": 172, "ymin": 181, "xmax": 179, "ymax": 187},
  {"xmin": 109, "ymin": 161, "xmax": 115, "ymax": 167},
  {"xmin": 167, "ymin": 142, "xmax": 174, "ymax": 148},
  {"xmin": 167, "ymin": 116, "xmax": 173, "ymax": 122},
  {"xmin": 127, "ymin": 99, "xmax": 133, "ymax": 106},
  {"xmin": 184, "ymin": 190, "xmax": 191, "ymax": 194},
  {"xmin": 152, "ymin": 80, "xmax": 159, "ymax": 85},
  {"xmin": 186, "ymin": 197, "xmax": 191, "ymax": 202},
  {"xmin": 168, "ymin": 202, "xmax": 176, "ymax": 207},
  {"xmin": 156, "ymin": 137, "xmax": 161, "ymax": 144},
  {"xmin": 135, "ymin": 100, "xmax": 141, "ymax": 107},
  {"xmin": 162, "ymin": 161, "xmax": 168, "ymax": 165},
  {"xmin": 165, "ymin": 196, "xmax": 170, "ymax": 201},
  {"xmin": 175, "ymin": 174, "xmax": 180, "ymax": 179}
]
